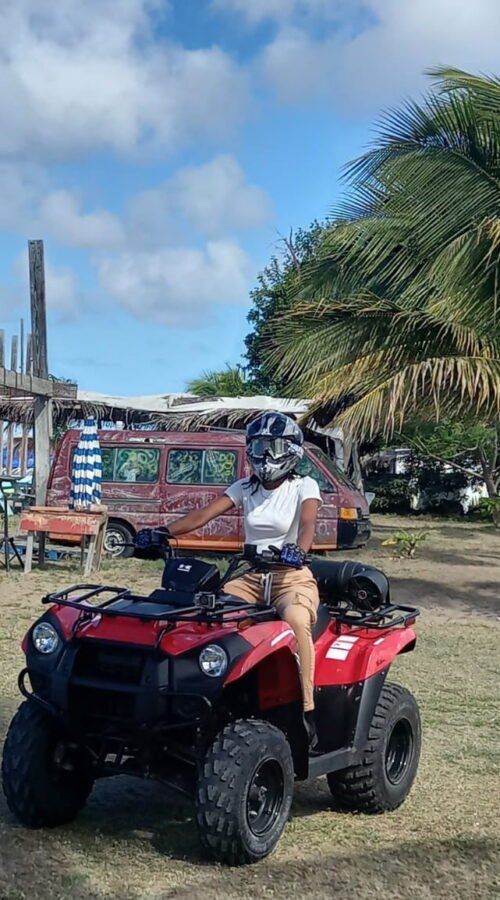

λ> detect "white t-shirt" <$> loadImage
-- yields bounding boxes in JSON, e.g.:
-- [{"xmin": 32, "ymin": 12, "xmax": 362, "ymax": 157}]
[{"xmin": 225, "ymin": 476, "xmax": 322, "ymax": 551}]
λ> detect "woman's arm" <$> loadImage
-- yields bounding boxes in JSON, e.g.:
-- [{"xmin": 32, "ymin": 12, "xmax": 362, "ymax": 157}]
[
  {"xmin": 168, "ymin": 494, "xmax": 235, "ymax": 537},
  {"xmin": 297, "ymin": 498, "xmax": 321, "ymax": 552}
]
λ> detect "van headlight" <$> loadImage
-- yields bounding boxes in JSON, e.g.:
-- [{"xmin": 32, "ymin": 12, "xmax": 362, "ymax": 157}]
[
  {"xmin": 32, "ymin": 622, "xmax": 60, "ymax": 655},
  {"xmin": 199, "ymin": 645, "xmax": 228, "ymax": 678}
]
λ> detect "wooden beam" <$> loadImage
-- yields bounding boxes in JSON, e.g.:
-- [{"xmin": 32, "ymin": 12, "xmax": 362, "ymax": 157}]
[
  {"xmin": 0, "ymin": 367, "xmax": 76, "ymax": 398},
  {"xmin": 29, "ymin": 240, "xmax": 48, "ymax": 380}
]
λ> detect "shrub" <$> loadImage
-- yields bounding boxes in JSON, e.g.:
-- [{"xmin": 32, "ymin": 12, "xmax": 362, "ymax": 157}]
[
  {"xmin": 364, "ymin": 474, "xmax": 412, "ymax": 514},
  {"xmin": 382, "ymin": 530, "xmax": 429, "ymax": 559},
  {"xmin": 475, "ymin": 497, "xmax": 500, "ymax": 527}
]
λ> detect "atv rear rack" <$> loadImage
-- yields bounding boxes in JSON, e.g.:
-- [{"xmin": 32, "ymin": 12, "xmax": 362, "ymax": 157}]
[{"xmin": 328, "ymin": 603, "xmax": 420, "ymax": 630}]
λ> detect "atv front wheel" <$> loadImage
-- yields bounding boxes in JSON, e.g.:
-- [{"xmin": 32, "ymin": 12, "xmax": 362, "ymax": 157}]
[
  {"xmin": 328, "ymin": 682, "xmax": 421, "ymax": 813},
  {"xmin": 196, "ymin": 720, "xmax": 294, "ymax": 865},
  {"xmin": 2, "ymin": 701, "xmax": 94, "ymax": 827}
]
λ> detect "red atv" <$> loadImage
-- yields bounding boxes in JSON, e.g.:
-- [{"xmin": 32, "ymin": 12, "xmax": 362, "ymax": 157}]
[{"xmin": 2, "ymin": 532, "xmax": 421, "ymax": 865}]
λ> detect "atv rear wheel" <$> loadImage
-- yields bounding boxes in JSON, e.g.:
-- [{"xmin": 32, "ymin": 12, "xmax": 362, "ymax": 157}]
[
  {"xmin": 2, "ymin": 701, "xmax": 94, "ymax": 827},
  {"xmin": 196, "ymin": 720, "xmax": 294, "ymax": 865},
  {"xmin": 327, "ymin": 682, "xmax": 421, "ymax": 814}
]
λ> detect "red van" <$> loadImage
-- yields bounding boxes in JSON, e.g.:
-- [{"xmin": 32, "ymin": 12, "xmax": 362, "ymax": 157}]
[{"xmin": 46, "ymin": 430, "xmax": 371, "ymax": 556}]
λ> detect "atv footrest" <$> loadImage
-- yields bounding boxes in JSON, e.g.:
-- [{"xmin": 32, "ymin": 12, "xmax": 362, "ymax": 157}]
[{"xmin": 307, "ymin": 747, "xmax": 357, "ymax": 779}]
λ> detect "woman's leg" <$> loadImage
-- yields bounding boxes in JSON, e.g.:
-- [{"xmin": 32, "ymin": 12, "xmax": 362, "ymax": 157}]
[
  {"xmin": 223, "ymin": 572, "xmax": 262, "ymax": 604},
  {"xmin": 272, "ymin": 570, "xmax": 319, "ymax": 713}
]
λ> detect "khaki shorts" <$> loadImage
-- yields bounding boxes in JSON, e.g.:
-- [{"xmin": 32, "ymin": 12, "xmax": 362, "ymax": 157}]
[{"xmin": 225, "ymin": 566, "xmax": 319, "ymax": 624}]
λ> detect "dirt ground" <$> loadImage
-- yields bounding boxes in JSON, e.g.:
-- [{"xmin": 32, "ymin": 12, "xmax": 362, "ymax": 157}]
[{"xmin": 0, "ymin": 515, "xmax": 498, "ymax": 900}]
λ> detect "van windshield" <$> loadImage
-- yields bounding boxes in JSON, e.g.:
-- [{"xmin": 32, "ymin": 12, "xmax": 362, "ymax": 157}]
[{"xmin": 310, "ymin": 448, "xmax": 358, "ymax": 491}]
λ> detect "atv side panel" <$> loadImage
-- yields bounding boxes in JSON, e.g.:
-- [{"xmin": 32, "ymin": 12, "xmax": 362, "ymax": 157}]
[{"xmin": 314, "ymin": 626, "xmax": 417, "ymax": 686}]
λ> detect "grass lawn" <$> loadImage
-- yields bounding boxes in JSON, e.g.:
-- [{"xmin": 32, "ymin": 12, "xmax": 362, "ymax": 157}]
[{"xmin": 0, "ymin": 516, "xmax": 498, "ymax": 899}]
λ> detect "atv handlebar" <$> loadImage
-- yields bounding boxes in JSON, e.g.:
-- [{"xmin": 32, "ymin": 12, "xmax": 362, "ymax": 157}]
[
  {"xmin": 128, "ymin": 529, "xmax": 310, "ymax": 570},
  {"xmin": 243, "ymin": 544, "xmax": 311, "ymax": 569}
]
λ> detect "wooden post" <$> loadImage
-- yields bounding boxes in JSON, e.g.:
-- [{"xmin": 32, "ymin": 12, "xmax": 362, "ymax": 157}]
[
  {"xmin": 0, "ymin": 330, "xmax": 4, "ymax": 474},
  {"xmin": 20, "ymin": 318, "xmax": 25, "ymax": 377},
  {"xmin": 6, "ymin": 336, "xmax": 18, "ymax": 475},
  {"xmin": 29, "ymin": 241, "xmax": 48, "ymax": 381},
  {"xmin": 20, "ymin": 334, "xmax": 32, "ymax": 476},
  {"xmin": 29, "ymin": 240, "xmax": 51, "ymax": 565}
]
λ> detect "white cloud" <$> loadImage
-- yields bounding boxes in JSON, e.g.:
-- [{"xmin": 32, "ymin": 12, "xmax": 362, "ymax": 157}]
[
  {"xmin": 0, "ymin": 0, "xmax": 248, "ymax": 161},
  {"xmin": 260, "ymin": 0, "xmax": 500, "ymax": 113},
  {"xmin": 174, "ymin": 155, "xmax": 272, "ymax": 237},
  {"xmin": 44, "ymin": 261, "xmax": 82, "ymax": 320},
  {"xmin": 40, "ymin": 191, "xmax": 124, "ymax": 250},
  {"xmin": 97, "ymin": 240, "xmax": 251, "ymax": 326},
  {"xmin": 127, "ymin": 155, "xmax": 272, "ymax": 245},
  {"xmin": 14, "ymin": 250, "xmax": 82, "ymax": 321},
  {"xmin": 0, "ymin": 163, "xmax": 46, "ymax": 232},
  {"xmin": 212, "ymin": 0, "xmax": 343, "ymax": 24}
]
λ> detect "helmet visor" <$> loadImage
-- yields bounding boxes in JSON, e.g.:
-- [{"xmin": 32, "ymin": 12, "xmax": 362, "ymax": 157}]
[{"xmin": 247, "ymin": 437, "xmax": 291, "ymax": 460}]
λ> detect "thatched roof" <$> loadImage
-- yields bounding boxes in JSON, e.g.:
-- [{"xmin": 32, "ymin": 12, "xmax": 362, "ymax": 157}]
[
  {"xmin": 0, "ymin": 390, "xmax": 343, "ymax": 441},
  {"xmin": 0, "ymin": 391, "xmax": 196, "ymax": 427}
]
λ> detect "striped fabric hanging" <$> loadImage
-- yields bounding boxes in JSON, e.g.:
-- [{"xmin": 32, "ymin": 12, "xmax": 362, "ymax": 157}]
[{"xmin": 69, "ymin": 418, "xmax": 102, "ymax": 511}]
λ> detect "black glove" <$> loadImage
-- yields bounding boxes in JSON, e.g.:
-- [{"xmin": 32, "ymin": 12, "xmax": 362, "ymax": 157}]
[
  {"xmin": 135, "ymin": 527, "xmax": 171, "ymax": 554},
  {"xmin": 279, "ymin": 543, "xmax": 307, "ymax": 568}
]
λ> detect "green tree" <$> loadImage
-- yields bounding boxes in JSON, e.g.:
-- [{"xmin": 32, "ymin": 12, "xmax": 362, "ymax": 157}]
[
  {"xmin": 402, "ymin": 420, "xmax": 499, "ymax": 497},
  {"xmin": 245, "ymin": 222, "xmax": 325, "ymax": 393},
  {"xmin": 272, "ymin": 68, "xmax": 500, "ymax": 495},
  {"xmin": 186, "ymin": 364, "xmax": 252, "ymax": 397}
]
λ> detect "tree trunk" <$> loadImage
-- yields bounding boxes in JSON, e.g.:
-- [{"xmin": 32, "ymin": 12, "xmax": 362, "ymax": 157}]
[{"xmin": 342, "ymin": 433, "xmax": 364, "ymax": 491}]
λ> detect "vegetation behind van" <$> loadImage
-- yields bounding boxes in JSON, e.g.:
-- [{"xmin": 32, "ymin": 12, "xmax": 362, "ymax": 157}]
[{"xmin": 47, "ymin": 431, "xmax": 371, "ymax": 557}]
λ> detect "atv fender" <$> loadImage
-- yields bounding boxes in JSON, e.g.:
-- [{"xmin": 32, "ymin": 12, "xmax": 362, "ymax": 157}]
[
  {"xmin": 315, "ymin": 626, "xmax": 417, "ymax": 687},
  {"xmin": 312, "ymin": 627, "xmax": 417, "ymax": 760},
  {"xmin": 225, "ymin": 625, "xmax": 302, "ymax": 710}
]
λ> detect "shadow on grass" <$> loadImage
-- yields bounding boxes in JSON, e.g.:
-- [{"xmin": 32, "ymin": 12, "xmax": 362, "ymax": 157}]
[
  {"xmin": 1, "ymin": 772, "xmax": 499, "ymax": 899},
  {"xmin": 170, "ymin": 836, "xmax": 500, "ymax": 899}
]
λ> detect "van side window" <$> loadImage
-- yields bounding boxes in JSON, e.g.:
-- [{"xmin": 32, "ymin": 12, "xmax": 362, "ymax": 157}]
[
  {"xmin": 97, "ymin": 447, "xmax": 160, "ymax": 483},
  {"xmin": 167, "ymin": 449, "xmax": 238, "ymax": 485},
  {"xmin": 296, "ymin": 455, "xmax": 335, "ymax": 493}
]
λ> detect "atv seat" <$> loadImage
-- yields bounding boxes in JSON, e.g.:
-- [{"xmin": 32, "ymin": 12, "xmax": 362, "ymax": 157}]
[{"xmin": 312, "ymin": 603, "xmax": 330, "ymax": 642}]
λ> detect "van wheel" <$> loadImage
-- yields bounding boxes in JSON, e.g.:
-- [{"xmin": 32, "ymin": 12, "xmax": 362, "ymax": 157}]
[{"xmin": 104, "ymin": 521, "xmax": 134, "ymax": 558}]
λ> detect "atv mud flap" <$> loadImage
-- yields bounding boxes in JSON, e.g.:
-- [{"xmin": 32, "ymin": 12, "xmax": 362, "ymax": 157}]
[{"xmin": 306, "ymin": 669, "xmax": 388, "ymax": 779}]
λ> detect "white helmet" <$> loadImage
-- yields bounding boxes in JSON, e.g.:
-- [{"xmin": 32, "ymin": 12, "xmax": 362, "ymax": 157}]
[{"xmin": 246, "ymin": 412, "xmax": 304, "ymax": 483}]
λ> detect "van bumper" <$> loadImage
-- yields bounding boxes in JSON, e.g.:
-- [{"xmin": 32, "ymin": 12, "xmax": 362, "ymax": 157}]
[{"xmin": 337, "ymin": 516, "xmax": 371, "ymax": 549}]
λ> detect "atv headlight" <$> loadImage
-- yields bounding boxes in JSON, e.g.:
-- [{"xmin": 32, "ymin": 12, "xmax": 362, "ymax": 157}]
[
  {"xmin": 199, "ymin": 644, "xmax": 228, "ymax": 678},
  {"xmin": 32, "ymin": 622, "xmax": 60, "ymax": 655}
]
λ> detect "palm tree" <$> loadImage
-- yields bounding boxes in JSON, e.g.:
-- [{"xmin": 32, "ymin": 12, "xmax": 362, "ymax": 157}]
[
  {"xmin": 273, "ymin": 68, "xmax": 500, "ymax": 463},
  {"xmin": 187, "ymin": 364, "xmax": 252, "ymax": 398}
]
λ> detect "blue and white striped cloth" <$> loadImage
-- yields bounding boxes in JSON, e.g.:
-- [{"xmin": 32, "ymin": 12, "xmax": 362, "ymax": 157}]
[{"xmin": 70, "ymin": 419, "xmax": 102, "ymax": 511}]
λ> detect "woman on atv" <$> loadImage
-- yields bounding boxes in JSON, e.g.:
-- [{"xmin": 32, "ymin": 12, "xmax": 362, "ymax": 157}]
[{"xmin": 167, "ymin": 412, "xmax": 321, "ymax": 742}]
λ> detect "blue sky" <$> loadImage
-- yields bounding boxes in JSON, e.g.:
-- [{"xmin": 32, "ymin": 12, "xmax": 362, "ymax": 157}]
[{"xmin": 1, "ymin": 0, "xmax": 499, "ymax": 395}]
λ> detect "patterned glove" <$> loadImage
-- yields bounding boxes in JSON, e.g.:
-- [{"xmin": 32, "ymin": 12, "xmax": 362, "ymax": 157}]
[
  {"xmin": 135, "ymin": 527, "xmax": 171, "ymax": 550},
  {"xmin": 280, "ymin": 543, "xmax": 307, "ymax": 568}
]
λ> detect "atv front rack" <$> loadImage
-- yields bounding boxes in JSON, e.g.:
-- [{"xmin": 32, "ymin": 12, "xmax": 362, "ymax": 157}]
[{"xmin": 42, "ymin": 583, "xmax": 277, "ymax": 625}]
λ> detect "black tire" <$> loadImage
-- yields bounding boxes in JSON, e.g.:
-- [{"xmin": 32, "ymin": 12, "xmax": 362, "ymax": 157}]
[
  {"xmin": 327, "ymin": 683, "xmax": 421, "ymax": 814},
  {"xmin": 103, "ymin": 520, "xmax": 134, "ymax": 558},
  {"xmin": 196, "ymin": 720, "xmax": 294, "ymax": 865},
  {"xmin": 2, "ymin": 701, "xmax": 94, "ymax": 828}
]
